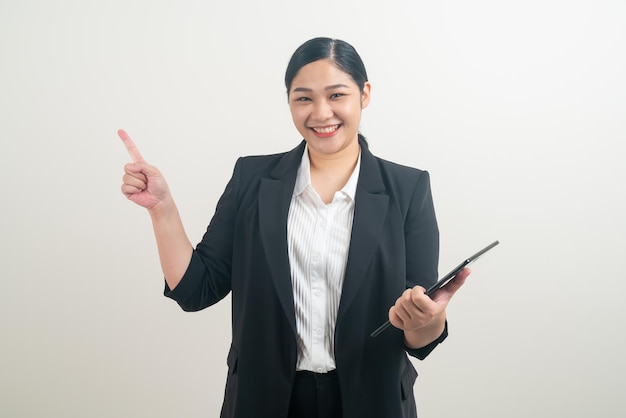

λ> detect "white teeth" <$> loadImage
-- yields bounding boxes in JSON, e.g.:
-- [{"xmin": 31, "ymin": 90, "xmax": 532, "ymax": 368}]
[{"xmin": 312, "ymin": 125, "xmax": 338, "ymax": 134}]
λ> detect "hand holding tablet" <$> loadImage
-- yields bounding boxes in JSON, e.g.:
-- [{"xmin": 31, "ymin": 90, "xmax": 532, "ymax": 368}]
[{"xmin": 370, "ymin": 240, "xmax": 500, "ymax": 338}]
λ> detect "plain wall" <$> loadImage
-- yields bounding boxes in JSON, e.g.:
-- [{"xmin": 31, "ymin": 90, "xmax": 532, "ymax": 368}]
[{"xmin": 1, "ymin": 0, "xmax": 625, "ymax": 417}]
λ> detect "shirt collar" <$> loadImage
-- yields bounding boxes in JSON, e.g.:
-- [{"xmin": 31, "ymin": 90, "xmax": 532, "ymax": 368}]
[{"xmin": 293, "ymin": 144, "xmax": 361, "ymax": 201}]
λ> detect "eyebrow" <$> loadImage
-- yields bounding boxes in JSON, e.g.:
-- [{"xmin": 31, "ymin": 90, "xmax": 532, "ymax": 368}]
[{"xmin": 291, "ymin": 84, "xmax": 350, "ymax": 93}]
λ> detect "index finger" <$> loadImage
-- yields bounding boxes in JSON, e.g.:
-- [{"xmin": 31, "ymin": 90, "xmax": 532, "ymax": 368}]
[{"xmin": 117, "ymin": 128, "xmax": 145, "ymax": 163}]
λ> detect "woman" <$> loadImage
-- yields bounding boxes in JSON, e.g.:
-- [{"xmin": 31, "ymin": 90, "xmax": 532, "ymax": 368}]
[{"xmin": 120, "ymin": 37, "xmax": 470, "ymax": 418}]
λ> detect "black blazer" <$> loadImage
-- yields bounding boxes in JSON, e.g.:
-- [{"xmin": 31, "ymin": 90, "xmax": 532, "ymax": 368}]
[{"xmin": 165, "ymin": 138, "xmax": 445, "ymax": 418}]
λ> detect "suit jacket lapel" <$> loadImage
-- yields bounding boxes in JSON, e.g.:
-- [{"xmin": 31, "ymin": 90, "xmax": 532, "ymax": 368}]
[
  {"xmin": 337, "ymin": 141, "xmax": 389, "ymax": 326},
  {"xmin": 258, "ymin": 141, "xmax": 305, "ymax": 336},
  {"xmin": 258, "ymin": 139, "xmax": 388, "ymax": 334}
]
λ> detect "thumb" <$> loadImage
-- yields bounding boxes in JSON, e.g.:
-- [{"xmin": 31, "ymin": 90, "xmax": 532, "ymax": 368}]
[{"xmin": 432, "ymin": 268, "xmax": 471, "ymax": 302}]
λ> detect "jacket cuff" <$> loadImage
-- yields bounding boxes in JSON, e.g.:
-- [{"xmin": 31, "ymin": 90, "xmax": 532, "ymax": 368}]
[
  {"xmin": 405, "ymin": 320, "xmax": 448, "ymax": 360},
  {"xmin": 163, "ymin": 251, "xmax": 202, "ymax": 302}
]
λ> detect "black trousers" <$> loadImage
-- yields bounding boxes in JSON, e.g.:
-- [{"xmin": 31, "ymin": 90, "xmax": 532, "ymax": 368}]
[{"xmin": 288, "ymin": 370, "xmax": 342, "ymax": 418}]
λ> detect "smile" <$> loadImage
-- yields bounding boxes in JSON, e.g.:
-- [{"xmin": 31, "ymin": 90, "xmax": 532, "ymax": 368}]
[{"xmin": 311, "ymin": 125, "xmax": 340, "ymax": 134}]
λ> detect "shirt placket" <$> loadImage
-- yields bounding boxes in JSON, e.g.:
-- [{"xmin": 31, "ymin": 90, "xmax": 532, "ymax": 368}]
[{"xmin": 309, "ymin": 202, "xmax": 329, "ymax": 373}]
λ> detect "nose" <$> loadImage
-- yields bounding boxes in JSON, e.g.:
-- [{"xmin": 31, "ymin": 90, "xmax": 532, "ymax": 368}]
[{"xmin": 311, "ymin": 99, "xmax": 333, "ymax": 121}]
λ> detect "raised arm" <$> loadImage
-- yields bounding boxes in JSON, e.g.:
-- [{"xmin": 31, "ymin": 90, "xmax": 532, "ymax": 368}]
[{"xmin": 118, "ymin": 129, "xmax": 193, "ymax": 290}]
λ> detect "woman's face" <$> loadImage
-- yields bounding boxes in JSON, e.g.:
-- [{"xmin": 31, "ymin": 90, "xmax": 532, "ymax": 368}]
[{"xmin": 288, "ymin": 59, "xmax": 370, "ymax": 158}]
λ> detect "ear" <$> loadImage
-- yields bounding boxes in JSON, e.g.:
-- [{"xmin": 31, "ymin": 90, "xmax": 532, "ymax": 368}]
[{"xmin": 361, "ymin": 81, "xmax": 371, "ymax": 109}]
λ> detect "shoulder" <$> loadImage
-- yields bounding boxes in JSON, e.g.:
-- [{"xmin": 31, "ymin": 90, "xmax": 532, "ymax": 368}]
[
  {"xmin": 375, "ymin": 155, "xmax": 428, "ymax": 178},
  {"xmin": 236, "ymin": 151, "xmax": 288, "ymax": 172},
  {"xmin": 361, "ymin": 149, "xmax": 435, "ymax": 215},
  {"xmin": 233, "ymin": 140, "xmax": 305, "ymax": 177},
  {"xmin": 368, "ymin": 152, "xmax": 432, "ymax": 192},
  {"xmin": 360, "ymin": 141, "xmax": 428, "ymax": 181},
  {"xmin": 365, "ymin": 155, "xmax": 437, "ymax": 227},
  {"xmin": 233, "ymin": 144, "xmax": 300, "ymax": 177}
]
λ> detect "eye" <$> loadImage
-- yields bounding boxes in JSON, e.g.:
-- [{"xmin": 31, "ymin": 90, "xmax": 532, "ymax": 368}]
[
  {"xmin": 330, "ymin": 93, "xmax": 345, "ymax": 99},
  {"xmin": 293, "ymin": 96, "xmax": 311, "ymax": 102}
]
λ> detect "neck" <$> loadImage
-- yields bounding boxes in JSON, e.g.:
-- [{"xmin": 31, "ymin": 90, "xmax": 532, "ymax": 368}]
[
  {"xmin": 307, "ymin": 140, "xmax": 360, "ymax": 204},
  {"xmin": 307, "ymin": 139, "xmax": 360, "ymax": 175}
]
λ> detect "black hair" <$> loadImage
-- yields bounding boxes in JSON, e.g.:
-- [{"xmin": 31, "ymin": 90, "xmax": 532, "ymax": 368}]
[
  {"xmin": 284, "ymin": 37, "xmax": 370, "ymax": 147},
  {"xmin": 285, "ymin": 37, "xmax": 369, "ymax": 94}
]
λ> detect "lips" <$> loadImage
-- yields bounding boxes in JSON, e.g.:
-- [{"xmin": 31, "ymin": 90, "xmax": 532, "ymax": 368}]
[{"xmin": 311, "ymin": 124, "xmax": 340, "ymax": 137}]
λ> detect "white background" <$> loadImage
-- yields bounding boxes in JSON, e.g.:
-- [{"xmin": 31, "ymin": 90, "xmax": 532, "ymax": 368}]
[{"xmin": 1, "ymin": 1, "xmax": 625, "ymax": 417}]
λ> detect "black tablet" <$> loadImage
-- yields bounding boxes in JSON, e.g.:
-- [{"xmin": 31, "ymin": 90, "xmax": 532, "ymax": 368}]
[{"xmin": 370, "ymin": 240, "xmax": 500, "ymax": 338}]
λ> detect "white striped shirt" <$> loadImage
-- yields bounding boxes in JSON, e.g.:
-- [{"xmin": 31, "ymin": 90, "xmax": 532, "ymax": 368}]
[{"xmin": 287, "ymin": 145, "xmax": 360, "ymax": 373}]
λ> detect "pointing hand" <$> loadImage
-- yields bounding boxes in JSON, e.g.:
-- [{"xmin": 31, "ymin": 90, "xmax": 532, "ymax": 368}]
[{"xmin": 118, "ymin": 129, "xmax": 171, "ymax": 210}]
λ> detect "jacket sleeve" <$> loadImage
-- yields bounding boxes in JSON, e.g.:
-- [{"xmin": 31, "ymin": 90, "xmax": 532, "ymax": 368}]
[
  {"xmin": 402, "ymin": 170, "xmax": 447, "ymax": 359},
  {"xmin": 163, "ymin": 158, "xmax": 242, "ymax": 312}
]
